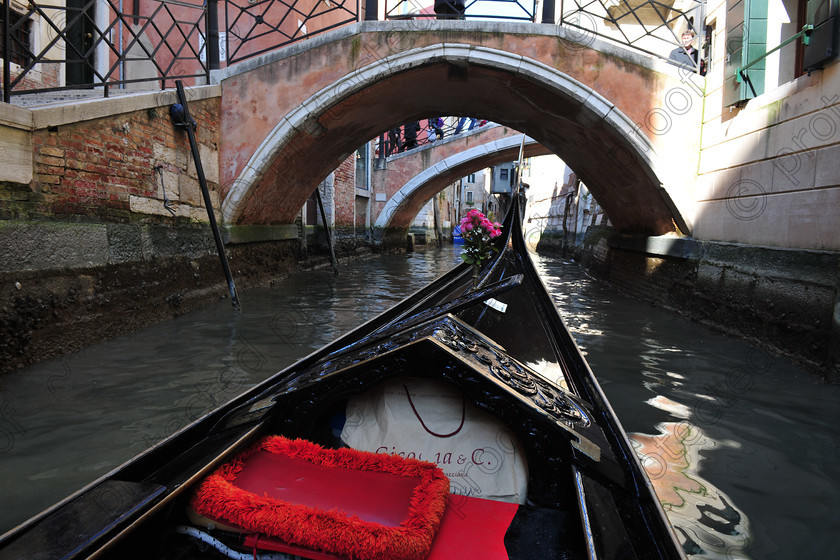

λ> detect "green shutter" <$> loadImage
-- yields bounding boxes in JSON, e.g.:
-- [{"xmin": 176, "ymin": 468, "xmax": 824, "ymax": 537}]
[
  {"xmin": 745, "ymin": 0, "xmax": 768, "ymax": 97},
  {"xmin": 724, "ymin": 0, "xmax": 767, "ymax": 106}
]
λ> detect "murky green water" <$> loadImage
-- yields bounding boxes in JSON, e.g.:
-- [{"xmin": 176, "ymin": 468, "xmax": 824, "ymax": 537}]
[{"xmin": 1, "ymin": 247, "xmax": 837, "ymax": 558}]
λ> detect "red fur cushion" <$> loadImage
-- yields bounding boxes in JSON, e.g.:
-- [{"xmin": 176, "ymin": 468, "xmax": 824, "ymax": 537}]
[{"xmin": 190, "ymin": 436, "xmax": 450, "ymax": 560}]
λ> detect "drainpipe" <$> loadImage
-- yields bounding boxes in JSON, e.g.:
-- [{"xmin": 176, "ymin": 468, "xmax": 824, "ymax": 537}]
[
  {"xmin": 96, "ymin": 0, "xmax": 109, "ymax": 94},
  {"xmin": 830, "ymin": 296, "xmax": 840, "ymax": 382},
  {"xmin": 3, "ymin": 0, "xmax": 10, "ymax": 103},
  {"xmin": 366, "ymin": 140, "xmax": 373, "ymax": 237}
]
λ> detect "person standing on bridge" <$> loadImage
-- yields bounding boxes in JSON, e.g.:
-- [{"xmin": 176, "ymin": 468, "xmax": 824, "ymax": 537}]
[
  {"xmin": 388, "ymin": 127, "xmax": 402, "ymax": 155},
  {"xmin": 402, "ymin": 122, "xmax": 419, "ymax": 151},
  {"xmin": 432, "ymin": 117, "xmax": 444, "ymax": 141},
  {"xmin": 455, "ymin": 117, "xmax": 467, "ymax": 134},
  {"xmin": 669, "ymin": 30, "xmax": 706, "ymax": 75}
]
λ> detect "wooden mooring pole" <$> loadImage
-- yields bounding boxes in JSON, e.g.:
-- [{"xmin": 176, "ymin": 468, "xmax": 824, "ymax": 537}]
[{"xmin": 172, "ymin": 80, "xmax": 241, "ymax": 310}]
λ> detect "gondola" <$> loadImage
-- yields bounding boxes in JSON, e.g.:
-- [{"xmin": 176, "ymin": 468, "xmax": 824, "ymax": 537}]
[{"xmin": 0, "ymin": 192, "xmax": 686, "ymax": 560}]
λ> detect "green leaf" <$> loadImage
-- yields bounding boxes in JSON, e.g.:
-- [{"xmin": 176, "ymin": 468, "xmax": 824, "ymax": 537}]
[{"xmin": 461, "ymin": 254, "xmax": 475, "ymax": 264}]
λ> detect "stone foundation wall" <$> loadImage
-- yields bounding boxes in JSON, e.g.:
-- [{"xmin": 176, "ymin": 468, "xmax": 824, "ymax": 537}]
[{"xmin": 0, "ymin": 219, "xmax": 380, "ymax": 376}]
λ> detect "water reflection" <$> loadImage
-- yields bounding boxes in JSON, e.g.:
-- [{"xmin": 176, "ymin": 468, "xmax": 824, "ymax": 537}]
[
  {"xmin": 632, "ymin": 421, "xmax": 751, "ymax": 559},
  {"xmin": 530, "ymin": 252, "xmax": 840, "ymax": 560}
]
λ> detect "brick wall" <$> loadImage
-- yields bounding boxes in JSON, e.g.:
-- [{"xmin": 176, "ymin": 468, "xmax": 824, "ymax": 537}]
[
  {"xmin": 13, "ymin": 97, "xmax": 221, "ymax": 224},
  {"xmin": 1, "ymin": 64, "xmax": 61, "ymax": 92},
  {"xmin": 333, "ymin": 156, "xmax": 355, "ymax": 227}
]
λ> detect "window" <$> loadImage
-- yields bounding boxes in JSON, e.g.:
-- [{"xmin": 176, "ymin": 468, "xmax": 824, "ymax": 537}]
[
  {"xmin": 724, "ymin": 0, "xmax": 763, "ymax": 106},
  {"xmin": 355, "ymin": 144, "xmax": 369, "ymax": 190},
  {"xmin": 803, "ymin": 0, "xmax": 839, "ymax": 71},
  {"xmin": 703, "ymin": 22, "xmax": 715, "ymax": 76},
  {"xmin": 466, "ymin": 190, "xmax": 474, "ymax": 204},
  {"xmin": 499, "ymin": 168, "xmax": 509, "ymax": 181},
  {"xmin": 724, "ymin": 0, "xmax": 835, "ymax": 107},
  {"xmin": 468, "ymin": 173, "xmax": 476, "ymax": 183},
  {"xmin": 0, "ymin": 9, "xmax": 32, "ymax": 67}
]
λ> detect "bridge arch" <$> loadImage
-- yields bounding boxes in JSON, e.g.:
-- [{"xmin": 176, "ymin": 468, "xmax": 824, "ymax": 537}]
[
  {"xmin": 221, "ymin": 39, "xmax": 690, "ymax": 236},
  {"xmin": 374, "ymin": 135, "xmax": 550, "ymax": 232}
]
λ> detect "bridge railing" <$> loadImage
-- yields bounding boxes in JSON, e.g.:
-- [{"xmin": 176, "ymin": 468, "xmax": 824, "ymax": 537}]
[
  {"xmin": 224, "ymin": 0, "xmax": 360, "ymax": 65},
  {"xmin": 378, "ymin": 117, "xmax": 494, "ymax": 157},
  {"xmin": 384, "ymin": 0, "xmax": 538, "ymax": 22},
  {"xmin": 2, "ymin": 0, "xmax": 212, "ymax": 103},
  {"xmin": 559, "ymin": 0, "xmax": 707, "ymax": 74},
  {"xmin": 2, "ymin": 0, "xmax": 705, "ymax": 103},
  {"xmin": 1, "ymin": 0, "xmax": 362, "ymax": 102}
]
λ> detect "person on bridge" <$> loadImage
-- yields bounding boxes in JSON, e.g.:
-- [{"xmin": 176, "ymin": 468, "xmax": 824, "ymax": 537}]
[
  {"xmin": 388, "ymin": 127, "xmax": 402, "ymax": 155},
  {"xmin": 455, "ymin": 117, "xmax": 477, "ymax": 135},
  {"xmin": 402, "ymin": 122, "xmax": 419, "ymax": 151},
  {"xmin": 669, "ymin": 30, "xmax": 706, "ymax": 75},
  {"xmin": 430, "ymin": 117, "xmax": 444, "ymax": 141}
]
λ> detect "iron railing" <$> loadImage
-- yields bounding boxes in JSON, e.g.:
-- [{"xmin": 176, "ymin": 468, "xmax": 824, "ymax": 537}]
[
  {"xmin": 559, "ymin": 0, "xmax": 707, "ymax": 72},
  {"xmin": 3, "ymin": 0, "xmax": 706, "ymax": 102},
  {"xmin": 224, "ymin": 0, "xmax": 359, "ymax": 65},
  {"xmin": 379, "ymin": 117, "xmax": 493, "ymax": 156},
  {"xmin": 384, "ymin": 0, "xmax": 538, "ymax": 22},
  {"xmin": 2, "ymin": 0, "xmax": 212, "ymax": 102}
]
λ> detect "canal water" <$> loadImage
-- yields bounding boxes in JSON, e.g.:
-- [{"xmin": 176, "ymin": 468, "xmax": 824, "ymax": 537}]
[{"xmin": 1, "ymin": 246, "xmax": 837, "ymax": 558}]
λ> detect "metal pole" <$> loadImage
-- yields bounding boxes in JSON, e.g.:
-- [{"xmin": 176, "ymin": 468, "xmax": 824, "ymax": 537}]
[
  {"xmin": 541, "ymin": 0, "xmax": 555, "ymax": 24},
  {"xmin": 173, "ymin": 80, "xmax": 241, "ymax": 309},
  {"xmin": 207, "ymin": 0, "xmax": 220, "ymax": 71},
  {"xmin": 314, "ymin": 187, "xmax": 339, "ymax": 276},
  {"xmin": 365, "ymin": 0, "xmax": 377, "ymax": 21},
  {"xmin": 3, "ymin": 0, "xmax": 10, "ymax": 103}
]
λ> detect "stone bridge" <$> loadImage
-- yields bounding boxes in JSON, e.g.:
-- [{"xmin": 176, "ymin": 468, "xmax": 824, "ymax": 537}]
[
  {"xmin": 371, "ymin": 124, "xmax": 550, "ymax": 231},
  {"xmin": 215, "ymin": 20, "xmax": 702, "ymax": 242}
]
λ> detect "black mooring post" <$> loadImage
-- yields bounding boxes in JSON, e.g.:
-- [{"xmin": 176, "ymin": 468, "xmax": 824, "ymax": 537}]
[
  {"xmin": 172, "ymin": 80, "xmax": 241, "ymax": 310},
  {"xmin": 314, "ymin": 187, "xmax": 339, "ymax": 276},
  {"xmin": 3, "ymin": 0, "xmax": 11, "ymax": 103}
]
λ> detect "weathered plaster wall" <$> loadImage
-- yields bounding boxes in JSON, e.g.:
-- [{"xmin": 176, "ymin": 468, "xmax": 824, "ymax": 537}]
[
  {"xmin": 694, "ymin": 2, "xmax": 840, "ymax": 251},
  {"xmin": 333, "ymin": 157, "xmax": 356, "ymax": 227}
]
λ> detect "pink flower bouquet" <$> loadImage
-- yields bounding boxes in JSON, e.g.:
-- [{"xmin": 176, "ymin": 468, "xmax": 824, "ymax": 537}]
[{"xmin": 459, "ymin": 210, "xmax": 502, "ymax": 286}]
